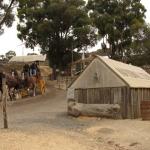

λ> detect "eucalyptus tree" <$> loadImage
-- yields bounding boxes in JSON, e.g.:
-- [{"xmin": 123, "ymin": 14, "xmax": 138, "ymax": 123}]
[
  {"xmin": 87, "ymin": 0, "xmax": 146, "ymax": 60},
  {"xmin": 17, "ymin": 0, "xmax": 97, "ymax": 70},
  {"xmin": 127, "ymin": 24, "xmax": 150, "ymax": 66},
  {"xmin": 0, "ymin": 0, "xmax": 15, "ymax": 34},
  {"xmin": 5, "ymin": 50, "xmax": 16, "ymax": 60}
]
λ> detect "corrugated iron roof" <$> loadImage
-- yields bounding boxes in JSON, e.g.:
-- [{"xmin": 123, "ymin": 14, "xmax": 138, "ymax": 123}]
[{"xmin": 9, "ymin": 55, "xmax": 46, "ymax": 62}]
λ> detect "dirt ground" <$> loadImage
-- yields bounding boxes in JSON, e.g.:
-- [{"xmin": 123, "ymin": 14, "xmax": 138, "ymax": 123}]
[{"xmin": 0, "ymin": 83, "xmax": 150, "ymax": 150}]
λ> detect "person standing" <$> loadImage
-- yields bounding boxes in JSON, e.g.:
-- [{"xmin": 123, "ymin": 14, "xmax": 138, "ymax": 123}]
[
  {"xmin": 30, "ymin": 63, "xmax": 37, "ymax": 76},
  {"xmin": 23, "ymin": 64, "xmax": 30, "ymax": 77}
]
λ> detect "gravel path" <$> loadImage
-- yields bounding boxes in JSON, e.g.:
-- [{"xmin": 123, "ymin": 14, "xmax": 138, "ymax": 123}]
[{"xmin": 0, "ymin": 85, "xmax": 150, "ymax": 150}]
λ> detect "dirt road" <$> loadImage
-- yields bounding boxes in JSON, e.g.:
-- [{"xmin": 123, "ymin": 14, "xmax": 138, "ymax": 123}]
[{"xmin": 0, "ymin": 85, "xmax": 150, "ymax": 150}]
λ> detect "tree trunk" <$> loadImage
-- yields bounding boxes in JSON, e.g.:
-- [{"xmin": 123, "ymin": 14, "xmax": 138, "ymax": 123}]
[{"xmin": 68, "ymin": 101, "xmax": 121, "ymax": 119}]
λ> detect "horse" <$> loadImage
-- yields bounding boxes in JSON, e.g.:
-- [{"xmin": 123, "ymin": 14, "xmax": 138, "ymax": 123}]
[
  {"xmin": 16, "ymin": 71, "xmax": 44, "ymax": 97},
  {"xmin": 24, "ymin": 75, "xmax": 37, "ymax": 97},
  {"xmin": 5, "ymin": 73, "xmax": 22, "ymax": 100},
  {"xmin": 22, "ymin": 65, "xmax": 46, "ymax": 96},
  {"xmin": 0, "ymin": 72, "xmax": 21, "ymax": 100},
  {"xmin": 6, "ymin": 73, "xmax": 37, "ymax": 98},
  {"xmin": 0, "ymin": 71, "xmax": 42, "ymax": 100},
  {"xmin": 36, "ymin": 76, "xmax": 46, "ymax": 95}
]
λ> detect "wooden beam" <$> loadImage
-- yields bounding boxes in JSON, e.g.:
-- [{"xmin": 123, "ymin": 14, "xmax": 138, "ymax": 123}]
[{"xmin": 2, "ymin": 77, "xmax": 8, "ymax": 129}]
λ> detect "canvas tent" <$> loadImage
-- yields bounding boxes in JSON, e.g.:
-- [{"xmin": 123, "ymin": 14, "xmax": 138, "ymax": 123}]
[
  {"xmin": 9, "ymin": 55, "xmax": 46, "ymax": 63},
  {"xmin": 67, "ymin": 55, "xmax": 150, "ymax": 119}
]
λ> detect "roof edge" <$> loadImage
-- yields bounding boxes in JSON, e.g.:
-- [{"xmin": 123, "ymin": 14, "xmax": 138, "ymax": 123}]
[
  {"xmin": 68, "ymin": 55, "xmax": 132, "ymax": 89},
  {"xmin": 96, "ymin": 55, "xmax": 130, "ymax": 87},
  {"xmin": 67, "ymin": 57, "xmax": 96, "ymax": 88}
]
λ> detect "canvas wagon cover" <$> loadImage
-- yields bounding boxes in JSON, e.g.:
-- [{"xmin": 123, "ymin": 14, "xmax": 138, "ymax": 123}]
[{"xmin": 9, "ymin": 55, "xmax": 46, "ymax": 62}]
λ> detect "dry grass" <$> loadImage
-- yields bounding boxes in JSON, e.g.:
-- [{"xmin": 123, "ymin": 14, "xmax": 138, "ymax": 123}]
[{"xmin": 0, "ymin": 85, "xmax": 150, "ymax": 150}]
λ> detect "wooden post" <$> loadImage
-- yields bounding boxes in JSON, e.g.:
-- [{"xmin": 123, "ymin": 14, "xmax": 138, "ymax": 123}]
[{"xmin": 2, "ymin": 77, "xmax": 8, "ymax": 129}]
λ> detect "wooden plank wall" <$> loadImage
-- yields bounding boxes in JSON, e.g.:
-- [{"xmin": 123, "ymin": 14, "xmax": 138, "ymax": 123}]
[
  {"xmin": 75, "ymin": 87, "xmax": 125, "ymax": 104},
  {"xmin": 141, "ymin": 101, "xmax": 150, "ymax": 120},
  {"xmin": 75, "ymin": 87, "xmax": 150, "ymax": 119},
  {"xmin": 130, "ymin": 88, "xmax": 150, "ymax": 118},
  {"xmin": 75, "ymin": 87, "xmax": 128, "ymax": 118}
]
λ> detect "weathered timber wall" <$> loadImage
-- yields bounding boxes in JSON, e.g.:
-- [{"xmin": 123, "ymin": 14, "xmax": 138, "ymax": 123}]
[
  {"xmin": 74, "ymin": 87, "xmax": 150, "ymax": 119},
  {"xmin": 75, "ymin": 87, "xmax": 125, "ymax": 104},
  {"xmin": 75, "ymin": 87, "xmax": 128, "ymax": 118},
  {"xmin": 141, "ymin": 101, "xmax": 150, "ymax": 120},
  {"xmin": 130, "ymin": 88, "xmax": 150, "ymax": 119}
]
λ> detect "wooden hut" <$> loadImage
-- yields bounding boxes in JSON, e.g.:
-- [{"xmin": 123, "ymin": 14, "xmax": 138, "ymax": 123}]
[{"xmin": 67, "ymin": 55, "xmax": 150, "ymax": 119}]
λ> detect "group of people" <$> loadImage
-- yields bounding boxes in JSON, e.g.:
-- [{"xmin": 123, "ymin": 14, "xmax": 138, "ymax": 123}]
[
  {"xmin": 10, "ymin": 62, "xmax": 40, "ymax": 81},
  {"xmin": 23, "ymin": 62, "xmax": 40, "ymax": 77}
]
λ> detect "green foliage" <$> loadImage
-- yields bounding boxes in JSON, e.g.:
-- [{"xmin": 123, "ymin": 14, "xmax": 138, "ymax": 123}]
[
  {"xmin": 87, "ymin": 0, "xmax": 146, "ymax": 60},
  {"xmin": 0, "ymin": 0, "xmax": 15, "ymax": 33},
  {"xmin": 0, "ymin": 55, "xmax": 5, "ymax": 60},
  {"xmin": 17, "ymin": 0, "xmax": 97, "ymax": 70},
  {"xmin": 127, "ymin": 24, "xmax": 150, "ymax": 66},
  {"xmin": 5, "ymin": 50, "xmax": 16, "ymax": 60}
]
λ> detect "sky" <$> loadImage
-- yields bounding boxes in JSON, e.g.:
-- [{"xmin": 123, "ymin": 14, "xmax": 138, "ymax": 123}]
[{"xmin": 0, "ymin": 0, "xmax": 149, "ymax": 56}]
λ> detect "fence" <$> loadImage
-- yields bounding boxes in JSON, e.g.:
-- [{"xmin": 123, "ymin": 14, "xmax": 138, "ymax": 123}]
[{"xmin": 56, "ymin": 76, "xmax": 74, "ymax": 90}]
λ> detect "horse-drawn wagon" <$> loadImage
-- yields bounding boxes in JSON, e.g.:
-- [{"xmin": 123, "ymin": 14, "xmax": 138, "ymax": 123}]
[{"xmin": 0, "ymin": 55, "xmax": 50, "ymax": 101}]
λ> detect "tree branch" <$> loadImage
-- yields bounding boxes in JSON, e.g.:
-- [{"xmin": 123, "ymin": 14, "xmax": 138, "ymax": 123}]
[{"xmin": 0, "ymin": 0, "xmax": 15, "ymax": 27}]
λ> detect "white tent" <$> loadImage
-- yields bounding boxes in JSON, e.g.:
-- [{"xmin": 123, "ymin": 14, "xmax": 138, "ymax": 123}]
[{"xmin": 9, "ymin": 55, "xmax": 46, "ymax": 63}]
